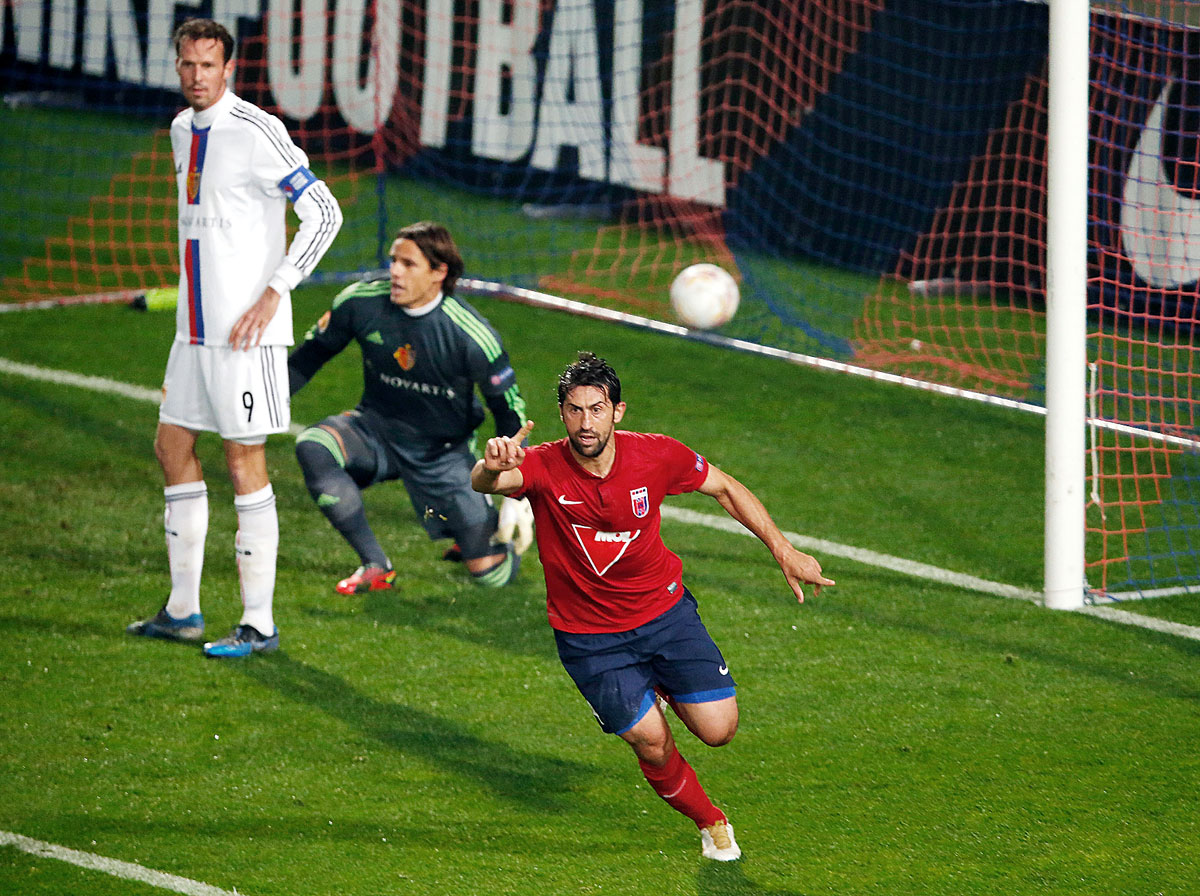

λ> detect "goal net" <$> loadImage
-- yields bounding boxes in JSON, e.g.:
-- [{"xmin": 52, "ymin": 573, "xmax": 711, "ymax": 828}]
[{"xmin": 3, "ymin": 0, "xmax": 1198, "ymax": 600}]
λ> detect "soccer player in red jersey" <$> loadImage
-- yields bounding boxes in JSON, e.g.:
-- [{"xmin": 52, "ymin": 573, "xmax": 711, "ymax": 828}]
[{"xmin": 472, "ymin": 352, "xmax": 834, "ymax": 861}]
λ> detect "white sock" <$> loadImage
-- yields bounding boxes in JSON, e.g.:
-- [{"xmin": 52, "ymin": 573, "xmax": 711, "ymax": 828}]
[
  {"xmin": 164, "ymin": 481, "xmax": 208, "ymax": 619},
  {"xmin": 234, "ymin": 483, "xmax": 278, "ymax": 635}
]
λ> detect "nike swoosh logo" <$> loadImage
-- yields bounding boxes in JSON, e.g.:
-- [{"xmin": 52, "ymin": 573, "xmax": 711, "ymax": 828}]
[
  {"xmin": 558, "ymin": 495, "xmax": 584, "ymax": 505},
  {"xmin": 1121, "ymin": 80, "xmax": 1200, "ymax": 288},
  {"xmin": 718, "ymin": 665, "xmax": 729, "ymax": 676}
]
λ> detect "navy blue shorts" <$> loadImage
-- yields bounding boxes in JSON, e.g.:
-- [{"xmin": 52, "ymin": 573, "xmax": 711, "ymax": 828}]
[{"xmin": 553, "ymin": 590, "xmax": 736, "ymax": 735}]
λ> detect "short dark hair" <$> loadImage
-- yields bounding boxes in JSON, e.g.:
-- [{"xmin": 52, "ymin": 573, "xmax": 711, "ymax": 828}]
[
  {"xmin": 557, "ymin": 352, "xmax": 621, "ymax": 406},
  {"xmin": 173, "ymin": 18, "xmax": 235, "ymax": 64},
  {"xmin": 395, "ymin": 221, "xmax": 464, "ymax": 297}
]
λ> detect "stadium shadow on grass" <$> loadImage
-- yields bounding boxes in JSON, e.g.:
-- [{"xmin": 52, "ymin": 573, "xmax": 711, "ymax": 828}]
[
  {"xmin": 697, "ymin": 860, "xmax": 805, "ymax": 896},
  {"xmin": 239, "ymin": 651, "xmax": 593, "ymax": 810},
  {"xmin": 358, "ymin": 572, "xmax": 557, "ymax": 661},
  {"xmin": 1, "ymin": 613, "xmax": 122, "ymax": 641}
]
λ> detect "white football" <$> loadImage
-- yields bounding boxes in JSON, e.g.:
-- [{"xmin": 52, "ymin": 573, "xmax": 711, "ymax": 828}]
[{"xmin": 669, "ymin": 263, "xmax": 740, "ymax": 329}]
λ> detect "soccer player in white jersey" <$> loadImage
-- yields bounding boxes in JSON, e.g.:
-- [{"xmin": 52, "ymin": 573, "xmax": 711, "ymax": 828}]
[{"xmin": 127, "ymin": 18, "xmax": 343, "ymax": 658}]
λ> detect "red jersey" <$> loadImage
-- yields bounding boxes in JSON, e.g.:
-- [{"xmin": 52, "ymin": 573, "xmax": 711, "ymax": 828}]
[{"xmin": 513, "ymin": 431, "xmax": 709, "ymax": 633}]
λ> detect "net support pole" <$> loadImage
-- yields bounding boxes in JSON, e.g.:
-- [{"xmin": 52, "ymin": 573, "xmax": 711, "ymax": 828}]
[{"xmin": 1044, "ymin": 0, "xmax": 1090, "ymax": 609}]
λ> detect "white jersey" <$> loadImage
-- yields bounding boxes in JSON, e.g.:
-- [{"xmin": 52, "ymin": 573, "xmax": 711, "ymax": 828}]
[{"xmin": 170, "ymin": 89, "xmax": 342, "ymax": 347}]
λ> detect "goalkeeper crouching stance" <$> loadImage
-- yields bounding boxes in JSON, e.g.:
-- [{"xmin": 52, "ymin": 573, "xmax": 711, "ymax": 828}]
[{"xmin": 287, "ymin": 221, "xmax": 533, "ymax": 594}]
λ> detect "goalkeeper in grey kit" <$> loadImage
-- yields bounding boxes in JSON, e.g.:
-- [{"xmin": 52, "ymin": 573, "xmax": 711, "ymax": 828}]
[{"xmin": 288, "ymin": 221, "xmax": 533, "ymax": 593}]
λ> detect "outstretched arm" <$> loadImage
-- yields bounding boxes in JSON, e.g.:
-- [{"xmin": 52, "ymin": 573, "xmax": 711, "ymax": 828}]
[
  {"xmin": 472, "ymin": 420, "xmax": 536, "ymax": 496},
  {"xmin": 696, "ymin": 465, "xmax": 834, "ymax": 603}
]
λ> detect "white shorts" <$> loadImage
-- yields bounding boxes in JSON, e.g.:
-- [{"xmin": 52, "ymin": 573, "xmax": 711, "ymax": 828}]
[{"xmin": 159, "ymin": 342, "xmax": 290, "ymax": 443}]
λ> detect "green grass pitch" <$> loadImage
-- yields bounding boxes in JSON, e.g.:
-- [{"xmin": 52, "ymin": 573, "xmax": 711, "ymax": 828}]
[{"xmin": 1, "ymin": 286, "xmax": 1199, "ymax": 895}]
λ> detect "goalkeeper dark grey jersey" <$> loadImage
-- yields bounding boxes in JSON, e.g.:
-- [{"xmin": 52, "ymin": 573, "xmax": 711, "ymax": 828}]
[{"xmin": 288, "ymin": 277, "xmax": 527, "ymax": 446}]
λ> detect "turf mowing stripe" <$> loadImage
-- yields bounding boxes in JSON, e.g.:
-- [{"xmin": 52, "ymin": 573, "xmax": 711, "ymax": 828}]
[
  {"xmin": 0, "ymin": 830, "xmax": 241, "ymax": 896},
  {"xmin": 4, "ymin": 356, "xmax": 1199, "ymax": 642}
]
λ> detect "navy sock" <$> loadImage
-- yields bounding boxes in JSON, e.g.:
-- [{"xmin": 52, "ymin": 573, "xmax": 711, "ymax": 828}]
[{"xmin": 296, "ymin": 437, "xmax": 389, "ymax": 568}]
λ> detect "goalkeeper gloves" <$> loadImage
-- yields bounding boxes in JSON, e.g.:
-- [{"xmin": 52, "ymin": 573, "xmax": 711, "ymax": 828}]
[{"xmin": 496, "ymin": 496, "xmax": 535, "ymax": 555}]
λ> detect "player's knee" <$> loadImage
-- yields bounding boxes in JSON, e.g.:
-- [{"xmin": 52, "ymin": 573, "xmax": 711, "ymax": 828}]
[
  {"xmin": 468, "ymin": 546, "xmax": 518, "ymax": 587},
  {"xmin": 154, "ymin": 428, "xmax": 201, "ymax": 482},
  {"xmin": 628, "ymin": 730, "xmax": 675, "ymax": 766},
  {"xmin": 698, "ymin": 720, "xmax": 738, "ymax": 748},
  {"xmin": 636, "ymin": 741, "xmax": 675, "ymax": 767},
  {"xmin": 153, "ymin": 433, "xmax": 171, "ymax": 470},
  {"xmin": 295, "ymin": 429, "xmax": 359, "ymax": 513},
  {"xmin": 295, "ymin": 427, "xmax": 341, "ymax": 476},
  {"xmin": 690, "ymin": 704, "xmax": 739, "ymax": 747}
]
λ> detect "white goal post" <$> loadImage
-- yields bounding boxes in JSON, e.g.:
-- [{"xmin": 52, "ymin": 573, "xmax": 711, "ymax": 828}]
[{"xmin": 1043, "ymin": 0, "xmax": 1091, "ymax": 609}]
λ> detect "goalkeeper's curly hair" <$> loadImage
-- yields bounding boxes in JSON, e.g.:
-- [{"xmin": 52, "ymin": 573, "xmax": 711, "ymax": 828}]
[{"xmin": 557, "ymin": 351, "xmax": 621, "ymax": 406}]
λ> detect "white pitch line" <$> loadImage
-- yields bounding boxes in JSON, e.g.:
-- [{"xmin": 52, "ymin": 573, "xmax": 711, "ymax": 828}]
[
  {"xmin": 1073, "ymin": 604, "xmax": 1200, "ymax": 640},
  {"xmin": 661, "ymin": 506, "xmax": 1041, "ymax": 602},
  {"xmin": 0, "ymin": 357, "xmax": 304, "ymax": 434},
  {"xmin": 0, "ymin": 356, "xmax": 161, "ymax": 403},
  {"xmin": 663, "ymin": 507, "xmax": 1200, "ymax": 640},
  {"xmin": 0, "ymin": 830, "xmax": 241, "ymax": 896},
  {"xmin": 4, "ymin": 356, "xmax": 1199, "ymax": 641}
]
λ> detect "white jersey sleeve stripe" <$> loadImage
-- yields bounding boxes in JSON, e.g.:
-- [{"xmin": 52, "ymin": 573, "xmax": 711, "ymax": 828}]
[
  {"xmin": 231, "ymin": 101, "xmax": 304, "ymax": 168},
  {"xmin": 288, "ymin": 180, "xmax": 343, "ymax": 277}
]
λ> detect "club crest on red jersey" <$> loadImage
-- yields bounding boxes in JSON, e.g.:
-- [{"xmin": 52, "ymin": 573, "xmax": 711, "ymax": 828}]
[
  {"xmin": 394, "ymin": 343, "xmax": 416, "ymax": 370},
  {"xmin": 630, "ymin": 486, "xmax": 649, "ymax": 518},
  {"xmin": 572, "ymin": 525, "xmax": 641, "ymax": 576}
]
